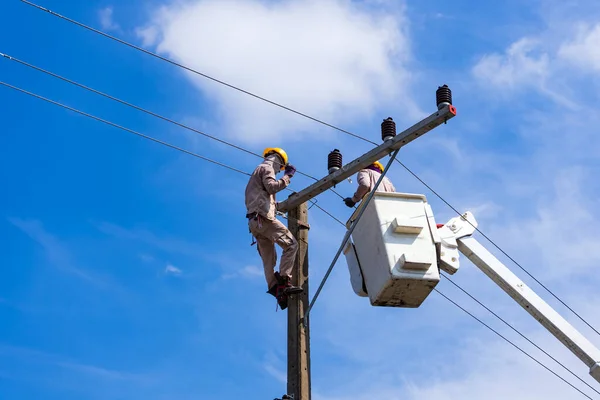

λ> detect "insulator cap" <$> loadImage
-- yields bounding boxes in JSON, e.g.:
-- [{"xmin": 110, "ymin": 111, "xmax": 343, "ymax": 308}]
[
  {"xmin": 381, "ymin": 117, "xmax": 396, "ymax": 142},
  {"xmin": 436, "ymin": 84, "xmax": 452, "ymax": 110},
  {"xmin": 328, "ymin": 149, "xmax": 343, "ymax": 174}
]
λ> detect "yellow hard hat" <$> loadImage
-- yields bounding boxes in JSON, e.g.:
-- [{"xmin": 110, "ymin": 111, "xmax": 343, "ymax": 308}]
[
  {"xmin": 372, "ymin": 161, "xmax": 384, "ymax": 173},
  {"xmin": 263, "ymin": 147, "xmax": 288, "ymax": 170}
]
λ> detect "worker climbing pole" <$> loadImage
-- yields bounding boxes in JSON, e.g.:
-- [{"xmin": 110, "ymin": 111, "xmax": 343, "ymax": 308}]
[{"xmin": 245, "ymin": 147, "xmax": 304, "ymax": 311}]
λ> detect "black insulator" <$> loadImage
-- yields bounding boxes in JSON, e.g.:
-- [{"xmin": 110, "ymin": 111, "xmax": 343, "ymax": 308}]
[
  {"xmin": 381, "ymin": 117, "xmax": 396, "ymax": 141},
  {"xmin": 436, "ymin": 84, "xmax": 452, "ymax": 109},
  {"xmin": 328, "ymin": 149, "xmax": 343, "ymax": 174}
]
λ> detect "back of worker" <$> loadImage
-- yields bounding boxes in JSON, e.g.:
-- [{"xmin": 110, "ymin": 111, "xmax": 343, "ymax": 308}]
[{"xmin": 344, "ymin": 161, "xmax": 396, "ymax": 208}]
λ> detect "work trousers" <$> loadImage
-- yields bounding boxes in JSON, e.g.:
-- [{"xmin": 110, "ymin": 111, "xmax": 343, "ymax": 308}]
[{"xmin": 249, "ymin": 217, "xmax": 298, "ymax": 289}]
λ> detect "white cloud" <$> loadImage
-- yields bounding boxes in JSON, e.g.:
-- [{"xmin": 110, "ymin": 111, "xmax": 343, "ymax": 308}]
[
  {"xmin": 98, "ymin": 6, "xmax": 120, "ymax": 32},
  {"xmin": 165, "ymin": 264, "xmax": 182, "ymax": 275},
  {"xmin": 472, "ymin": 38, "xmax": 549, "ymax": 91},
  {"xmin": 469, "ymin": 16, "xmax": 600, "ymax": 108},
  {"xmin": 240, "ymin": 265, "xmax": 263, "ymax": 278},
  {"xmin": 404, "ymin": 334, "xmax": 599, "ymax": 400},
  {"xmin": 136, "ymin": 25, "xmax": 159, "ymax": 47},
  {"xmin": 558, "ymin": 23, "xmax": 600, "ymax": 72},
  {"xmin": 487, "ymin": 167, "xmax": 600, "ymax": 279},
  {"xmin": 222, "ymin": 265, "xmax": 264, "ymax": 280},
  {"xmin": 137, "ymin": 0, "xmax": 415, "ymax": 144}
]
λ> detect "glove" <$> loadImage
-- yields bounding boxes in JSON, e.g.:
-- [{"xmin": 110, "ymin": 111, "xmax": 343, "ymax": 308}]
[
  {"xmin": 344, "ymin": 197, "xmax": 356, "ymax": 208},
  {"xmin": 284, "ymin": 164, "xmax": 296, "ymax": 178}
]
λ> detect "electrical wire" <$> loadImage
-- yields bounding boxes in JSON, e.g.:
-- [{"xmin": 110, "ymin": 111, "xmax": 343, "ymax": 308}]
[
  {"xmin": 398, "ymin": 162, "xmax": 600, "ymax": 337},
  {"xmin": 0, "ymin": 52, "xmax": 350, "ymax": 202},
  {"xmin": 0, "ymin": 81, "xmax": 251, "ymax": 176},
  {"xmin": 19, "ymin": 0, "xmax": 368, "ymax": 143},
  {"xmin": 441, "ymin": 273, "xmax": 600, "ymax": 396},
  {"xmin": 434, "ymin": 288, "xmax": 595, "ymax": 400},
  {"xmin": 0, "ymin": 80, "xmax": 337, "ymax": 225},
  {"xmin": 21, "ymin": 0, "xmax": 597, "ymax": 337},
  {"xmin": 2, "ymin": 79, "xmax": 592, "ymax": 398}
]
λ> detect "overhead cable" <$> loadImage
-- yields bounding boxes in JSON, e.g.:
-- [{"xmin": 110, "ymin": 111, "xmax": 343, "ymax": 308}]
[
  {"xmin": 20, "ymin": 0, "xmax": 597, "ymax": 337},
  {"xmin": 0, "ymin": 52, "xmax": 349, "ymax": 202},
  {"xmin": 0, "ymin": 81, "xmax": 337, "ymax": 223},
  {"xmin": 399, "ymin": 162, "xmax": 600, "ymax": 337},
  {"xmin": 19, "ymin": 0, "xmax": 368, "ymax": 143},
  {"xmin": 434, "ymin": 288, "xmax": 595, "ymax": 400},
  {"xmin": 442, "ymin": 273, "xmax": 600, "ymax": 396},
  {"xmin": 0, "ymin": 81, "xmax": 250, "ymax": 176}
]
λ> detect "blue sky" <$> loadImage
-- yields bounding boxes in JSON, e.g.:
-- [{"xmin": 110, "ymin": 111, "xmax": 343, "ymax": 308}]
[{"xmin": 2, "ymin": 0, "xmax": 600, "ymax": 399}]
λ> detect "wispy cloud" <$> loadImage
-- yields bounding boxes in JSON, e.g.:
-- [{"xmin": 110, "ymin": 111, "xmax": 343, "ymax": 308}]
[
  {"xmin": 472, "ymin": 37, "xmax": 550, "ymax": 92},
  {"xmin": 262, "ymin": 352, "xmax": 286, "ymax": 384},
  {"xmin": 139, "ymin": 253, "xmax": 155, "ymax": 263},
  {"xmin": 55, "ymin": 361, "xmax": 145, "ymax": 381},
  {"xmin": 8, "ymin": 218, "xmax": 116, "ymax": 289},
  {"xmin": 222, "ymin": 265, "xmax": 263, "ymax": 280},
  {"xmin": 0, "ymin": 343, "xmax": 150, "ymax": 383},
  {"xmin": 98, "ymin": 6, "xmax": 120, "ymax": 32},
  {"xmin": 165, "ymin": 264, "xmax": 182, "ymax": 276},
  {"xmin": 95, "ymin": 221, "xmax": 204, "ymax": 257}
]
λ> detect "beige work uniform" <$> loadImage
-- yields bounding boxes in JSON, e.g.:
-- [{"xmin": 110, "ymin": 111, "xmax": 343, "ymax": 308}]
[
  {"xmin": 245, "ymin": 160, "xmax": 298, "ymax": 289},
  {"xmin": 351, "ymin": 169, "xmax": 396, "ymax": 203}
]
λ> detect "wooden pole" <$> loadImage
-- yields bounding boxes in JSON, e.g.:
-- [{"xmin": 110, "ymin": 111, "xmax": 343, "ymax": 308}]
[{"xmin": 287, "ymin": 202, "xmax": 311, "ymax": 400}]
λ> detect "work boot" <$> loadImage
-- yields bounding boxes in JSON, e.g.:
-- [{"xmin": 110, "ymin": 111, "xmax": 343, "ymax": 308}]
[
  {"xmin": 266, "ymin": 284, "xmax": 278, "ymax": 298},
  {"xmin": 274, "ymin": 272, "xmax": 303, "ymax": 296},
  {"xmin": 277, "ymin": 294, "xmax": 288, "ymax": 311}
]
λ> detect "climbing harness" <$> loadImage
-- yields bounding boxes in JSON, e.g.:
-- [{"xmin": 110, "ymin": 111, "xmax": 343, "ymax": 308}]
[{"xmin": 246, "ymin": 212, "xmax": 261, "ymax": 245}]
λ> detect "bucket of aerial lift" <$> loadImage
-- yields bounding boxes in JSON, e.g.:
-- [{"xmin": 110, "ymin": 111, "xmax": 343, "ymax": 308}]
[
  {"xmin": 343, "ymin": 240, "xmax": 369, "ymax": 297},
  {"xmin": 343, "ymin": 192, "xmax": 441, "ymax": 307}
]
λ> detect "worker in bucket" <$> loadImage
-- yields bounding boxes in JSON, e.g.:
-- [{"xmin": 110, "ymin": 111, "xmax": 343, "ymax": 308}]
[
  {"xmin": 245, "ymin": 147, "xmax": 303, "ymax": 310},
  {"xmin": 343, "ymin": 161, "xmax": 396, "ymax": 208}
]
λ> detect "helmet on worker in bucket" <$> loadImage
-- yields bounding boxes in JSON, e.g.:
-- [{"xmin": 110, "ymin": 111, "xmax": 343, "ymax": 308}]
[{"xmin": 371, "ymin": 161, "xmax": 384, "ymax": 173}]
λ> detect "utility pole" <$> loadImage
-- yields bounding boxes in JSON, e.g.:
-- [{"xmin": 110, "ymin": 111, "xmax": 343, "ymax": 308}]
[{"xmin": 287, "ymin": 203, "xmax": 311, "ymax": 400}]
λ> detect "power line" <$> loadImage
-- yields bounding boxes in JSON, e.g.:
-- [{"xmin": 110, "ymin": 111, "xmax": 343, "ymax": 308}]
[
  {"xmin": 21, "ymin": 0, "xmax": 597, "ymax": 337},
  {"xmin": 0, "ymin": 80, "xmax": 339, "ymax": 227},
  {"xmin": 0, "ymin": 52, "xmax": 350, "ymax": 202},
  {"xmin": 2, "ymin": 79, "xmax": 591, "ymax": 398},
  {"xmin": 19, "ymin": 0, "xmax": 368, "ymax": 144},
  {"xmin": 0, "ymin": 81, "xmax": 251, "ymax": 176},
  {"xmin": 434, "ymin": 288, "xmax": 595, "ymax": 400},
  {"xmin": 399, "ymin": 161, "xmax": 600, "ymax": 338},
  {"xmin": 441, "ymin": 273, "xmax": 600, "ymax": 396}
]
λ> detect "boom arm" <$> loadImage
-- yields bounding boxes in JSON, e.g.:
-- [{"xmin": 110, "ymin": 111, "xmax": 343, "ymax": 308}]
[{"xmin": 444, "ymin": 213, "xmax": 600, "ymax": 384}]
